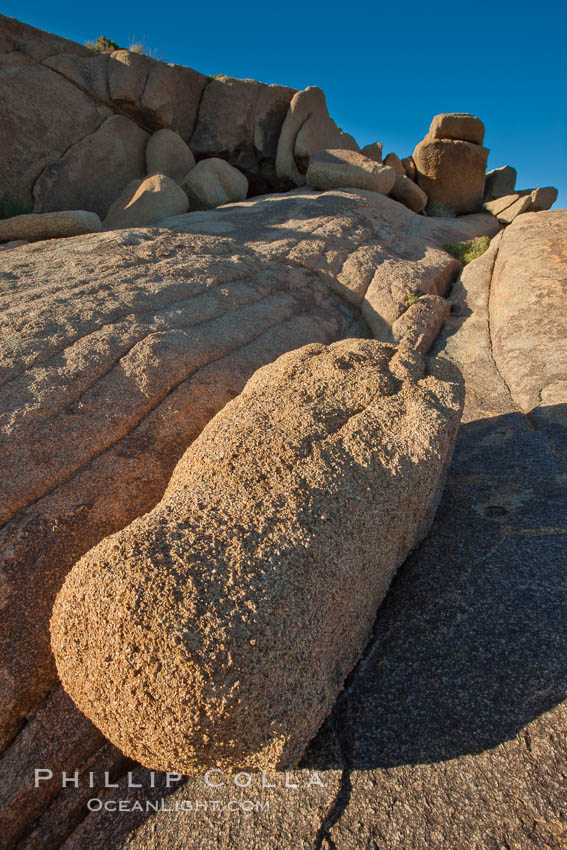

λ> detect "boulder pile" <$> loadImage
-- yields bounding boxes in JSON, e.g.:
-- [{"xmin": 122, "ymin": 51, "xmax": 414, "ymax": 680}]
[{"xmin": 0, "ymin": 14, "xmax": 559, "ymax": 243}]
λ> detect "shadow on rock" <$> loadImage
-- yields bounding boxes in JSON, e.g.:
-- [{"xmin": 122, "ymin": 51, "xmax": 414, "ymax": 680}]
[{"xmin": 302, "ymin": 405, "xmax": 567, "ymax": 771}]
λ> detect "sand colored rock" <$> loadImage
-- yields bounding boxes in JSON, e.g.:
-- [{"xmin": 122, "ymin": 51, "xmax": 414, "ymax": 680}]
[
  {"xmin": 276, "ymin": 87, "xmax": 358, "ymax": 185},
  {"xmin": 413, "ymin": 138, "xmax": 489, "ymax": 214},
  {"xmin": 427, "ymin": 112, "xmax": 485, "ymax": 145},
  {"xmin": 493, "ymin": 194, "xmax": 531, "ymax": 223},
  {"xmin": 490, "ymin": 209, "xmax": 567, "ymax": 412},
  {"xmin": 306, "ymin": 149, "xmax": 396, "ymax": 195},
  {"xmin": 145, "ymin": 129, "xmax": 195, "ymax": 184},
  {"xmin": 392, "ymin": 293, "xmax": 450, "ymax": 352},
  {"xmin": 103, "ymin": 174, "xmax": 189, "ymax": 229},
  {"xmin": 361, "ymin": 141, "xmax": 383, "ymax": 162},
  {"xmin": 51, "ymin": 338, "xmax": 464, "ymax": 773},
  {"xmin": 0, "ymin": 188, "xmax": 497, "ymax": 753},
  {"xmin": 390, "ymin": 172, "xmax": 428, "ymax": 212},
  {"xmin": 383, "ymin": 152, "xmax": 405, "ymax": 175},
  {"xmin": 181, "ymin": 157, "xmax": 248, "ymax": 209},
  {"xmin": 0, "ymin": 210, "xmax": 101, "ymax": 243},
  {"xmin": 32, "ymin": 114, "xmax": 149, "ymax": 218}
]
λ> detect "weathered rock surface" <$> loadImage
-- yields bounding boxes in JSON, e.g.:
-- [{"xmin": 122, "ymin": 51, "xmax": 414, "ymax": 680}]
[
  {"xmin": 181, "ymin": 157, "xmax": 249, "ymax": 209},
  {"xmin": 392, "ymin": 293, "xmax": 450, "ymax": 352},
  {"xmin": 32, "ymin": 114, "xmax": 149, "ymax": 218},
  {"xmin": 427, "ymin": 112, "xmax": 485, "ymax": 145},
  {"xmin": 103, "ymin": 174, "xmax": 189, "ymax": 229},
  {"xmin": 0, "ymin": 188, "xmax": 498, "ymax": 758},
  {"xmin": 43, "ymin": 49, "xmax": 208, "ymax": 142},
  {"xmin": 490, "ymin": 210, "xmax": 567, "ymax": 412},
  {"xmin": 0, "ymin": 210, "xmax": 101, "ymax": 243},
  {"xmin": 390, "ymin": 172, "xmax": 428, "ymax": 212},
  {"xmin": 52, "ymin": 338, "xmax": 464, "ymax": 773},
  {"xmin": 383, "ymin": 152, "xmax": 405, "ymax": 174},
  {"xmin": 413, "ymin": 138, "xmax": 489, "ymax": 214},
  {"xmin": 527, "ymin": 186, "xmax": 558, "ymax": 211},
  {"xmin": 402, "ymin": 155, "xmax": 416, "ymax": 180},
  {"xmin": 306, "ymin": 149, "xmax": 396, "ymax": 195},
  {"xmin": 145, "ymin": 128, "xmax": 195, "ymax": 184},
  {"xmin": 276, "ymin": 87, "xmax": 359, "ymax": 186},
  {"xmin": 0, "ymin": 63, "xmax": 109, "ymax": 217},
  {"xmin": 484, "ymin": 165, "xmax": 517, "ymax": 201},
  {"xmin": 35, "ymin": 214, "xmax": 567, "ymax": 849},
  {"xmin": 484, "ymin": 187, "xmax": 558, "ymax": 222},
  {"xmin": 361, "ymin": 141, "xmax": 383, "ymax": 162},
  {"xmin": 189, "ymin": 75, "xmax": 295, "ymax": 192},
  {"xmin": 0, "ymin": 13, "xmax": 91, "ymax": 68}
]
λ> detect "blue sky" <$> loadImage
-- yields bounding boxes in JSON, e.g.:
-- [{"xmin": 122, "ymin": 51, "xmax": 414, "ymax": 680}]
[{"xmin": 6, "ymin": 0, "xmax": 566, "ymax": 207}]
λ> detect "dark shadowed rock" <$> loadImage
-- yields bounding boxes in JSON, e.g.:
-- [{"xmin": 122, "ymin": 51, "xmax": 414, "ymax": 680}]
[
  {"xmin": 32, "ymin": 114, "xmax": 149, "ymax": 218},
  {"xmin": 0, "ymin": 64, "xmax": 108, "ymax": 217},
  {"xmin": 484, "ymin": 165, "xmax": 517, "ymax": 201}
]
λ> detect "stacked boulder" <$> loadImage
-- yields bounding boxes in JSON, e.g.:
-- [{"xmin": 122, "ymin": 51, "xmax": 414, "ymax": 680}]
[{"xmin": 413, "ymin": 113, "xmax": 489, "ymax": 214}]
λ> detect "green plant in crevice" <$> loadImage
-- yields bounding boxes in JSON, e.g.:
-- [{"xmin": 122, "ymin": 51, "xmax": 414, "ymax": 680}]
[
  {"xmin": 443, "ymin": 236, "xmax": 490, "ymax": 265},
  {"xmin": 85, "ymin": 35, "xmax": 120, "ymax": 53},
  {"xmin": 406, "ymin": 292, "xmax": 421, "ymax": 306}
]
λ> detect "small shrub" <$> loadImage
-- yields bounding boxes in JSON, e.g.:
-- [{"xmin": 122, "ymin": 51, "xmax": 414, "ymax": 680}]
[
  {"xmin": 443, "ymin": 236, "xmax": 490, "ymax": 265},
  {"xmin": 427, "ymin": 201, "xmax": 456, "ymax": 218},
  {"xmin": 85, "ymin": 35, "xmax": 120, "ymax": 53},
  {"xmin": 128, "ymin": 40, "xmax": 160, "ymax": 59},
  {"xmin": 406, "ymin": 292, "xmax": 421, "ymax": 305}
]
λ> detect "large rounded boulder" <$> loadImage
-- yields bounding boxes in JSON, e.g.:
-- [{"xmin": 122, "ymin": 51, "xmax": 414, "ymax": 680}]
[{"xmin": 51, "ymin": 339, "xmax": 464, "ymax": 773}]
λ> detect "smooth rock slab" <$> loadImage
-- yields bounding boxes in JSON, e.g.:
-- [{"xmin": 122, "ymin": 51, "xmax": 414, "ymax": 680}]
[
  {"xmin": 51, "ymin": 338, "xmax": 464, "ymax": 773},
  {"xmin": 490, "ymin": 209, "xmax": 567, "ymax": 412},
  {"xmin": 0, "ymin": 210, "xmax": 101, "ymax": 243}
]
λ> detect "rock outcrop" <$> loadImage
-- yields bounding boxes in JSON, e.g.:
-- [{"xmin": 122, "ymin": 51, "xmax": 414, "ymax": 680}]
[
  {"xmin": 51, "ymin": 338, "xmax": 465, "ymax": 773},
  {"xmin": 490, "ymin": 210, "xmax": 567, "ymax": 412},
  {"xmin": 32, "ymin": 114, "xmax": 149, "ymax": 218},
  {"xmin": 0, "ymin": 187, "xmax": 498, "ymax": 756},
  {"xmin": 276, "ymin": 87, "xmax": 359, "ymax": 186}
]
